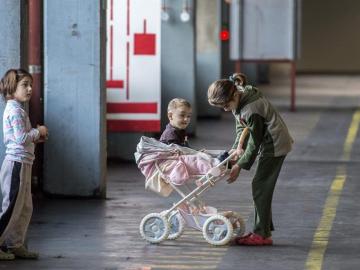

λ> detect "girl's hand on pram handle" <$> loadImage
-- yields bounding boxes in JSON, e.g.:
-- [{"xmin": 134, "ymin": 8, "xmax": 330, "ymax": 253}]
[
  {"xmin": 229, "ymin": 148, "xmax": 244, "ymax": 163},
  {"xmin": 227, "ymin": 127, "xmax": 249, "ymax": 176},
  {"xmin": 227, "ymin": 164, "xmax": 241, "ymax": 183},
  {"xmin": 229, "ymin": 127, "xmax": 249, "ymax": 163}
]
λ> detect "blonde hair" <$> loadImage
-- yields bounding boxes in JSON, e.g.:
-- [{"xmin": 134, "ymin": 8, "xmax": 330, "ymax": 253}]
[
  {"xmin": 167, "ymin": 98, "xmax": 191, "ymax": 112},
  {"xmin": 208, "ymin": 73, "xmax": 247, "ymax": 106},
  {"xmin": 0, "ymin": 69, "xmax": 33, "ymax": 100}
]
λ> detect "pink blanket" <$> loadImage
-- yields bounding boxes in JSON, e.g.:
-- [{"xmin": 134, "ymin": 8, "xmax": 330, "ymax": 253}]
[{"xmin": 135, "ymin": 137, "xmax": 219, "ymax": 186}]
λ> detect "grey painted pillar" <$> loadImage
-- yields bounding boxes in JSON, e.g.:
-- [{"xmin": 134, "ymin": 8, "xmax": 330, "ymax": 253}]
[
  {"xmin": 196, "ymin": 0, "xmax": 221, "ymax": 117},
  {"xmin": 161, "ymin": 0, "xmax": 196, "ymax": 134},
  {"xmin": 220, "ymin": 0, "xmax": 257, "ymax": 83},
  {"xmin": 0, "ymin": 0, "xmax": 21, "ymax": 202},
  {"xmin": 107, "ymin": 132, "xmax": 143, "ymax": 160},
  {"xmin": 43, "ymin": 0, "xmax": 106, "ymax": 197},
  {"xmin": 0, "ymin": 0, "xmax": 21, "ymax": 164}
]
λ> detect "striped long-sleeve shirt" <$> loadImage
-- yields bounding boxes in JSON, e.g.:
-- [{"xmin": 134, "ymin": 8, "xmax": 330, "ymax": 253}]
[{"xmin": 3, "ymin": 100, "xmax": 40, "ymax": 164}]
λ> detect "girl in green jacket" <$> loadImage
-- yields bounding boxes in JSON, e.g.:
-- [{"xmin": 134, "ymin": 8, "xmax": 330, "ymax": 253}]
[{"xmin": 208, "ymin": 73, "xmax": 293, "ymax": 245}]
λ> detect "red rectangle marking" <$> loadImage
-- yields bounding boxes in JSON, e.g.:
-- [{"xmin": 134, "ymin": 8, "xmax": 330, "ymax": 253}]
[
  {"xmin": 107, "ymin": 102, "xmax": 157, "ymax": 113},
  {"xmin": 106, "ymin": 80, "xmax": 124, "ymax": 88},
  {"xmin": 107, "ymin": 120, "xmax": 160, "ymax": 132},
  {"xmin": 134, "ymin": 33, "xmax": 156, "ymax": 55}
]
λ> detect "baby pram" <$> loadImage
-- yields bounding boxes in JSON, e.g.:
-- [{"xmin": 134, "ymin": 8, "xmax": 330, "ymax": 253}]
[{"xmin": 135, "ymin": 129, "xmax": 249, "ymax": 246}]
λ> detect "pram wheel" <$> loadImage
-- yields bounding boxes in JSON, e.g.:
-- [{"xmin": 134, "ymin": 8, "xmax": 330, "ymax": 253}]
[
  {"xmin": 222, "ymin": 211, "xmax": 246, "ymax": 237},
  {"xmin": 139, "ymin": 213, "xmax": 170, "ymax": 244},
  {"xmin": 166, "ymin": 211, "xmax": 185, "ymax": 240},
  {"xmin": 202, "ymin": 214, "xmax": 233, "ymax": 246}
]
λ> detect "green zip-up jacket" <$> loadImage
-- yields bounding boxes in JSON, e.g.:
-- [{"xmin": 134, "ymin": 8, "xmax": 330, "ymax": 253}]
[{"xmin": 232, "ymin": 85, "xmax": 293, "ymax": 170}]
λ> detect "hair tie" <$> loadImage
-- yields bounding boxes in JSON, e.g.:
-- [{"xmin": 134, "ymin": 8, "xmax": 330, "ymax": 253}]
[{"xmin": 228, "ymin": 75, "xmax": 235, "ymax": 83}]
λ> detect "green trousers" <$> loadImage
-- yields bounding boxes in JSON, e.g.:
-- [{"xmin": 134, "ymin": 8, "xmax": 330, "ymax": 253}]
[{"xmin": 252, "ymin": 155, "xmax": 286, "ymax": 238}]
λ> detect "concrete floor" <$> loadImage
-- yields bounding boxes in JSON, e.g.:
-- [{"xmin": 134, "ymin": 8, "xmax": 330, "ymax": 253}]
[{"xmin": 2, "ymin": 74, "xmax": 360, "ymax": 270}]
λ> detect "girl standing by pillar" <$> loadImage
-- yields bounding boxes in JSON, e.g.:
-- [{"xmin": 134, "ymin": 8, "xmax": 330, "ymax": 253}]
[{"xmin": 0, "ymin": 69, "xmax": 48, "ymax": 260}]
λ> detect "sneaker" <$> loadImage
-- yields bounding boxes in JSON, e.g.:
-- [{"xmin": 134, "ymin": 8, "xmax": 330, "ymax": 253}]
[
  {"xmin": 0, "ymin": 249, "xmax": 15, "ymax": 260},
  {"xmin": 237, "ymin": 232, "xmax": 252, "ymax": 239},
  {"xmin": 235, "ymin": 232, "xmax": 273, "ymax": 246},
  {"xmin": 10, "ymin": 246, "xmax": 39, "ymax": 260}
]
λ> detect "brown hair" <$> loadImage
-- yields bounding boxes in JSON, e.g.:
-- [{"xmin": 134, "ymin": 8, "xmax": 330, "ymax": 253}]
[
  {"xmin": 167, "ymin": 98, "xmax": 191, "ymax": 112},
  {"xmin": 0, "ymin": 69, "xmax": 33, "ymax": 100},
  {"xmin": 207, "ymin": 73, "xmax": 247, "ymax": 106}
]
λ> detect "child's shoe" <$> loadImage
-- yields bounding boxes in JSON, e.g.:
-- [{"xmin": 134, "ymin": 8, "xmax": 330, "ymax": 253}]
[
  {"xmin": 0, "ymin": 249, "xmax": 15, "ymax": 260},
  {"xmin": 235, "ymin": 232, "xmax": 273, "ymax": 246},
  {"xmin": 10, "ymin": 246, "xmax": 39, "ymax": 260}
]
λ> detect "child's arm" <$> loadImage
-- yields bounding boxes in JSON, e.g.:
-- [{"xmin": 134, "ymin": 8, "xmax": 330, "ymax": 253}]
[
  {"xmin": 235, "ymin": 115, "xmax": 265, "ymax": 170},
  {"xmin": 235, "ymin": 127, "xmax": 249, "ymax": 155},
  {"xmin": 34, "ymin": 125, "xmax": 49, "ymax": 143},
  {"xmin": 227, "ymin": 127, "xmax": 249, "ymax": 184},
  {"xmin": 231, "ymin": 120, "xmax": 243, "ymax": 150},
  {"xmin": 10, "ymin": 109, "xmax": 41, "ymax": 145}
]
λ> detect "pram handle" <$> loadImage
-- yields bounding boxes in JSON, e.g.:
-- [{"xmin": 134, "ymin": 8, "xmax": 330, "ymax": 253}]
[{"xmin": 208, "ymin": 127, "xmax": 250, "ymax": 171}]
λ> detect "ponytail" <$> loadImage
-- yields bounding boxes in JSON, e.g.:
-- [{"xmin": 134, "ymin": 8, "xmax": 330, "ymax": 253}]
[{"xmin": 229, "ymin": 73, "xmax": 247, "ymax": 91}]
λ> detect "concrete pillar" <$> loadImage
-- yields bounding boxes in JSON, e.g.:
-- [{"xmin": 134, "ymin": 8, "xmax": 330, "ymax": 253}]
[
  {"xmin": 0, "ymin": 0, "xmax": 21, "ymax": 203},
  {"xmin": 195, "ymin": 0, "xmax": 221, "ymax": 117},
  {"xmin": 161, "ymin": 0, "xmax": 196, "ymax": 134},
  {"xmin": 43, "ymin": 0, "xmax": 106, "ymax": 197},
  {"xmin": 0, "ymin": 0, "xmax": 21, "ymax": 163},
  {"xmin": 220, "ymin": 0, "xmax": 257, "ymax": 83}
]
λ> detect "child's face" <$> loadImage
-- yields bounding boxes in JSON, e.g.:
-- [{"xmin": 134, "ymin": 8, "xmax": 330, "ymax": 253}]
[
  {"xmin": 168, "ymin": 105, "xmax": 192, "ymax": 130},
  {"xmin": 13, "ymin": 77, "xmax": 33, "ymax": 103},
  {"xmin": 215, "ymin": 91, "xmax": 240, "ymax": 112},
  {"xmin": 222, "ymin": 98, "xmax": 238, "ymax": 111}
]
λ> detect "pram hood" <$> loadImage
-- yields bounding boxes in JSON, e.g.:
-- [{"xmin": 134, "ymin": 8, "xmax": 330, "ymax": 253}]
[
  {"xmin": 135, "ymin": 136, "xmax": 199, "ymax": 197},
  {"xmin": 134, "ymin": 136, "xmax": 198, "ymax": 164},
  {"xmin": 134, "ymin": 136, "xmax": 220, "ymax": 196}
]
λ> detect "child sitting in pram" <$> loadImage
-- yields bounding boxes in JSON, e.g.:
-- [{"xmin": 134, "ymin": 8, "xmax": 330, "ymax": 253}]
[
  {"xmin": 161, "ymin": 97, "xmax": 231, "ymax": 174},
  {"xmin": 159, "ymin": 98, "xmax": 192, "ymax": 147},
  {"xmin": 136, "ymin": 98, "xmax": 226, "ymax": 195}
]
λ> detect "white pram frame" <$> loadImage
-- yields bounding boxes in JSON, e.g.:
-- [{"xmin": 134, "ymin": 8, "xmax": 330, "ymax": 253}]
[{"xmin": 139, "ymin": 151, "xmax": 246, "ymax": 246}]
